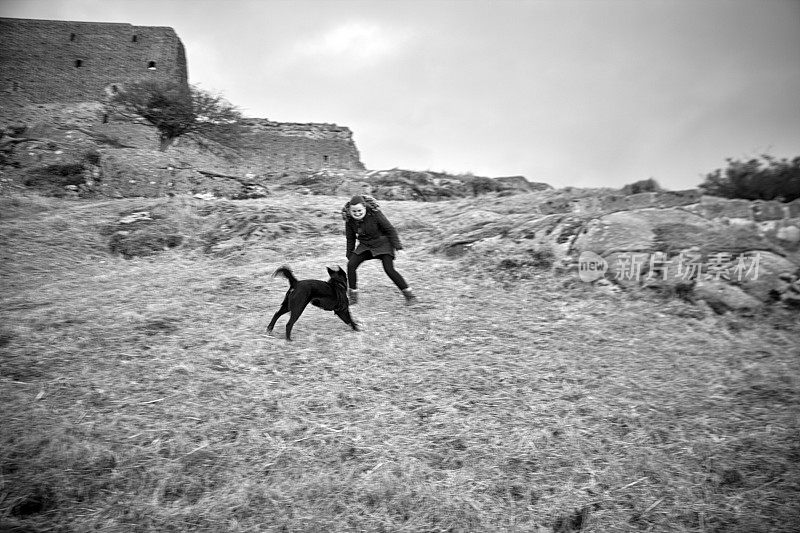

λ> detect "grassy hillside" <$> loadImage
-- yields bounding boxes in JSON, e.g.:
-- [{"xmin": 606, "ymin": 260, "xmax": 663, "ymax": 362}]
[{"xmin": 1, "ymin": 192, "xmax": 799, "ymax": 532}]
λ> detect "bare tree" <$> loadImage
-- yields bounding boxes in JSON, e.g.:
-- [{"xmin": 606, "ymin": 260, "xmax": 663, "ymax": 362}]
[{"xmin": 108, "ymin": 82, "xmax": 243, "ymax": 151}]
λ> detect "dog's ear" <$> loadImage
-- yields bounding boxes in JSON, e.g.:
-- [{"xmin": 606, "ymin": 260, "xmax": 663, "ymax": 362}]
[{"xmin": 328, "ymin": 266, "xmax": 347, "ymax": 284}]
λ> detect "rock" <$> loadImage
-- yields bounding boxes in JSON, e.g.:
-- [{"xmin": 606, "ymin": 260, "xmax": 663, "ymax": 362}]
[
  {"xmin": 686, "ymin": 196, "xmax": 753, "ymax": 220},
  {"xmin": 232, "ymin": 184, "xmax": 269, "ymax": 199},
  {"xmin": 441, "ymin": 209, "xmax": 506, "ymax": 232},
  {"xmin": 572, "ymin": 208, "xmax": 719, "ymax": 256},
  {"xmin": 334, "ymin": 181, "xmax": 372, "ymax": 198},
  {"xmin": 752, "ymin": 200, "xmax": 786, "ymax": 222},
  {"xmin": 594, "ymin": 277, "xmax": 622, "ymax": 295},
  {"xmin": 573, "ymin": 211, "xmax": 655, "ymax": 255},
  {"xmin": 654, "ymin": 189, "xmax": 702, "ymax": 207},
  {"xmin": 118, "ymin": 211, "xmax": 152, "ymax": 224},
  {"xmin": 494, "ymin": 175, "xmax": 552, "ymax": 192},
  {"xmin": 694, "ymin": 279, "xmax": 763, "ymax": 314},
  {"xmin": 734, "ymin": 251, "xmax": 797, "ymax": 302},
  {"xmin": 208, "ymin": 236, "xmax": 247, "ymax": 257},
  {"xmin": 603, "ymin": 252, "xmax": 652, "ymax": 288},
  {"xmin": 788, "ymin": 199, "xmax": 800, "ymax": 218},
  {"xmin": 776, "ymin": 225, "xmax": 800, "ymax": 244}
]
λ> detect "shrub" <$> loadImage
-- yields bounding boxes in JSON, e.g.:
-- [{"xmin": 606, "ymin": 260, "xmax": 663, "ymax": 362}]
[
  {"xmin": 23, "ymin": 163, "xmax": 87, "ymax": 196},
  {"xmin": 109, "ymin": 229, "xmax": 183, "ymax": 258},
  {"xmin": 699, "ymin": 155, "xmax": 800, "ymax": 202},
  {"xmin": 83, "ymin": 149, "xmax": 101, "ymax": 166},
  {"xmin": 622, "ymin": 178, "xmax": 661, "ymax": 195},
  {"xmin": 22, "ymin": 149, "xmax": 104, "ymax": 196},
  {"xmin": 498, "ymin": 246, "xmax": 556, "ymax": 276}
]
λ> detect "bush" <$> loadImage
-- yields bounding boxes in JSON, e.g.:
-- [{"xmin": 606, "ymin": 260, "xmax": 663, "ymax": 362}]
[
  {"xmin": 109, "ymin": 229, "xmax": 183, "ymax": 258},
  {"xmin": 22, "ymin": 149, "xmax": 103, "ymax": 197},
  {"xmin": 23, "ymin": 163, "xmax": 87, "ymax": 196},
  {"xmin": 83, "ymin": 149, "xmax": 101, "ymax": 166},
  {"xmin": 498, "ymin": 246, "xmax": 556, "ymax": 276},
  {"xmin": 699, "ymin": 155, "xmax": 800, "ymax": 202},
  {"xmin": 622, "ymin": 178, "xmax": 661, "ymax": 195}
]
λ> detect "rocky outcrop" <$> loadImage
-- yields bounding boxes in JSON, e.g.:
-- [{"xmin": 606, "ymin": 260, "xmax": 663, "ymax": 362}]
[
  {"xmin": 494, "ymin": 175, "xmax": 552, "ymax": 192},
  {"xmin": 693, "ymin": 280, "xmax": 764, "ymax": 314},
  {"xmin": 283, "ymin": 168, "xmax": 549, "ymax": 202},
  {"xmin": 428, "ymin": 194, "xmax": 800, "ymax": 313},
  {"xmin": 567, "ymin": 208, "xmax": 800, "ymax": 312}
]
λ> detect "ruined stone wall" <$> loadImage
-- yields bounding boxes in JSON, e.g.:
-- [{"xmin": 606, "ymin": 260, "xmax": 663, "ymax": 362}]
[
  {"xmin": 0, "ymin": 18, "xmax": 366, "ymax": 173},
  {"xmin": 0, "ymin": 17, "xmax": 188, "ymax": 103},
  {"xmin": 237, "ymin": 119, "xmax": 365, "ymax": 172}
]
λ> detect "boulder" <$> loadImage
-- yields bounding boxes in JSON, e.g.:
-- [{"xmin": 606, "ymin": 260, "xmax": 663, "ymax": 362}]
[
  {"xmin": 788, "ymin": 199, "xmax": 800, "ymax": 218},
  {"xmin": 572, "ymin": 208, "xmax": 718, "ymax": 256},
  {"xmin": 693, "ymin": 279, "xmax": 763, "ymax": 314},
  {"xmin": 734, "ymin": 251, "xmax": 797, "ymax": 302},
  {"xmin": 494, "ymin": 175, "xmax": 552, "ymax": 192},
  {"xmin": 538, "ymin": 198, "xmax": 573, "ymax": 215},
  {"xmin": 604, "ymin": 251, "xmax": 652, "ymax": 288},
  {"xmin": 686, "ymin": 196, "xmax": 753, "ymax": 220},
  {"xmin": 440, "ymin": 209, "xmax": 506, "ymax": 232},
  {"xmin": 776, "ymin": 225, "xmax": 800, "ymax": 244},
  {"xmin": 573, "ymin": 212, "xmax": 654, "ymax": 254},
  {"xmin": 752, "ymin": 200, "xmax": 787, "ymax": 222},
  {"xmin": 654, "ymin": 189, "xmax": 702, "ymax": 207}
]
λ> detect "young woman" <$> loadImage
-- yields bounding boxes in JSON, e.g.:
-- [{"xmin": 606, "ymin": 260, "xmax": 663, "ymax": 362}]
[{"xmin": 342, "ymin": 195, "xmax": 417, "ymax": 305}]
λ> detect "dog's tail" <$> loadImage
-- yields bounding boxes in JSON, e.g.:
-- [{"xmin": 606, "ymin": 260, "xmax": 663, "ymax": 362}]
[{"xmin": 272, "ymin": 266, "xmax": 298, "ymax": 289}]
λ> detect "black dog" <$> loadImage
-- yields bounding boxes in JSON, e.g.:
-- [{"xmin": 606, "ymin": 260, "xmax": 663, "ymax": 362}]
[{"xmin": 267, "ymin": 266, "xmax": 358, "ymax": 341}]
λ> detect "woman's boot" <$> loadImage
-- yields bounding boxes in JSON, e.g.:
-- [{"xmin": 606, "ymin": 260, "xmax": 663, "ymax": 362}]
[{"xmin": 402, "ymin": 288, "xmax": 418, "ymax": 305}]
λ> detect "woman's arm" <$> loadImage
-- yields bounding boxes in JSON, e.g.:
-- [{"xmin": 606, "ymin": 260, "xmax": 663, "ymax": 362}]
[
  {"xmin": 345, "ymin": 219, "xmax": 357, "ymax": 258},
  {"xmin": 376, "ymin": 211, "xmax": 403, "ymax": 251}
]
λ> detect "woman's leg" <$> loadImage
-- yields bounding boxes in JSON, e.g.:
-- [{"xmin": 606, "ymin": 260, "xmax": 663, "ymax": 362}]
[
  {"xmin": 347, "ymin": 252, "xmax": 370, "ymax": 289},
  {"xmin": 379, "ymin": 254, "xmax": 409, "ymax": 290}
]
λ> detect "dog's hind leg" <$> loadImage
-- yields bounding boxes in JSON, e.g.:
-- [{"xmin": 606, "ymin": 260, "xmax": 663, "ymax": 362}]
[
  {"xmin": 267, "ymin": 298, "xmax": 290, "ymax": 335},
  {"xmin": 284, "ymin": 301, "xmax": 312, "ymax": 341},
  {"xmin": 335, "ymin": 308, "xmax": 359, "ymax": 331}
]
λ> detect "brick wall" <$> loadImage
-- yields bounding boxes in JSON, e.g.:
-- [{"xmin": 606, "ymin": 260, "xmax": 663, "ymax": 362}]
[
  {"xmin": 0, "ymin": 17, "xmax": 188, "ymax": 103},
  {"xmin": 237, "ymin": 120, "xmax": 365, "ymax": 172}
]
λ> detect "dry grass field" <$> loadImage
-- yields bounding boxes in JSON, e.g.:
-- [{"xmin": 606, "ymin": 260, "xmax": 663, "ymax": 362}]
[{"xmin": 1, "ymin": 192, "xmax": 799, "ymax": 532}]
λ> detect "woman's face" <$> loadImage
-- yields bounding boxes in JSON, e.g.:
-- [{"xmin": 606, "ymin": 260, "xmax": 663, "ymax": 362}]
[{"xmin": 350, "ymin": 203, "xmax": 366, "ymax": 220}]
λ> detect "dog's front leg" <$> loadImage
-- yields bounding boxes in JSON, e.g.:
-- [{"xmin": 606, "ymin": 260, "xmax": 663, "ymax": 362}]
[{"xmin": 335, "ymin": 309, "xmax": 359, "ymax": 331}]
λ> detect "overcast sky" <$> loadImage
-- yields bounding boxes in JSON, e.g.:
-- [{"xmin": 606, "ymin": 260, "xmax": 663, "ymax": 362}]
[{"xmin": 2, "ymin": 0, "xmax": 798, "ymax": 190}]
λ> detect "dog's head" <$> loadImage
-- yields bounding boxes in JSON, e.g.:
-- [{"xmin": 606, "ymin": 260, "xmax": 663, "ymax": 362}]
[
  {"xmin": 327, "ymin": 266, "xmax": 348, "ymax": 285},
  {"xmin": 327, "ymin": 266, "xmax": 350, "ymax": 310}
]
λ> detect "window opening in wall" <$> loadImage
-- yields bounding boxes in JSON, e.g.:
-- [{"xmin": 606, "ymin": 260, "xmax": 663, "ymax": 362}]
[
  {"xmin": 75, "ymin": 59, "xmax": 83, "ymax": 67},
  {"xmin": 102, "ymin": 114, "xmax": 109, "ymax": 124},
  {"xmin": 70, "ymin": 33, "xmax": 76, "ymax": 41},
  {"xmin": 132, "ymin": 34, "xmax": 138, "ymax": 42},
  {"xmin": 147, "ymin": 61, "xmax": 157, "ymax": 70},
  {"xmin": 323, "ymin": 155, "xmax": 329, "ymax": 163}
]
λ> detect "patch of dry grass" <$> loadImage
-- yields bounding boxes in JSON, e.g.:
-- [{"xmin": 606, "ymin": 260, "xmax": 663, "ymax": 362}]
[{"xmin": 1, "ymin": 193, "xmax": 799, "ymax": 532}]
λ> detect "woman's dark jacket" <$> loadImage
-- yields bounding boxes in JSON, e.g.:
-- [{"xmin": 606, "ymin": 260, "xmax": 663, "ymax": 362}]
[{"xmin": 344, "ymin": 208, "xmax": 403, "ymax": 258}]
